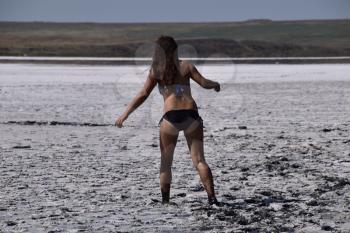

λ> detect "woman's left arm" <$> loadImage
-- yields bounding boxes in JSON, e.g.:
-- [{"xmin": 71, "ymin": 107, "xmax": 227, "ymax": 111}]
[{"xmin": 115, "ymin": 70, "xmax": 157, "ymax": 127}]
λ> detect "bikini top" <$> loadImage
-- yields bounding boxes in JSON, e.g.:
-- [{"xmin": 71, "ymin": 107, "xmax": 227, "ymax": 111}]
[{"xmin": 158, "ymin": 83, "xmax": 190, "ymax": 96}]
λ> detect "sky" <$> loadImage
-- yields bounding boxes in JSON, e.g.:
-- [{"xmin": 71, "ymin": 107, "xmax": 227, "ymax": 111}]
[{"xmin": 0, "ymin": 0, "xmax": 349, "ymax": 23}]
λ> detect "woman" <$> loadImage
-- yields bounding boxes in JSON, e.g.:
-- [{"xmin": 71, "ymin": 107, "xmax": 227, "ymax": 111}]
[{"xmin": 115, "ymin": 36, "xmax": 221, "ymax": 205}]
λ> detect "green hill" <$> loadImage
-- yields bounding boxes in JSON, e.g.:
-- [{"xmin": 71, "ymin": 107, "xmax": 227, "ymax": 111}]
[{"xmin": 0, "ymin": 19, "xmax": 349, "ymax": 57}]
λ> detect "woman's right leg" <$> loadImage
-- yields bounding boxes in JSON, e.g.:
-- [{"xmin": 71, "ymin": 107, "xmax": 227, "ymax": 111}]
[
  {"xmin": 159, "ymin": 119, "xmax": 179, "ymax": 203},
  {"xmin": 184, "ymin": 120, "xmax": 218, "ymax": 204}
]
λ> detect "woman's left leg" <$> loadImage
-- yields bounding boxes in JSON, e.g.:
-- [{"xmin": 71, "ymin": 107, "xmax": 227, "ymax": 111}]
[
  {"xmin": 159, "ymin": 119, "xmax": 179, "ymax": 203},
  {"xmin": 184, "ymin": 119, "xmax": 218, "ymax": 205}
]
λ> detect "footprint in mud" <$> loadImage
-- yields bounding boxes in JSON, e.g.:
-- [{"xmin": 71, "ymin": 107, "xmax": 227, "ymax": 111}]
[
  {"xmin": 120, "ymin": 145, "xmax": 128, "ymax": 150},
  {"xmin": 148, "ymin": 198, "xmax": 179, "ymax": 207},
  {"xmin": 174, "ymin": 193, "xmax": 187, "ymax": 197},
  {"xmin": 315, "ymin": 176, "xmax": 350, "ymax": 193},
  {"xmin": 5, "ymin": 221, "xmax": 18, "ymax": 226},
  {"xmin": 189, "ymin": 184, "xmax": 204, "ymax": 192},
  {"xmin": 222, "ymin": 193, "xmax": 236, "ymax": 201}
]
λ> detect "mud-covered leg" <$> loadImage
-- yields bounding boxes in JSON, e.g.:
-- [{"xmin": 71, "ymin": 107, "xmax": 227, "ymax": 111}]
[
  {"xmin": 159, "ymin": 119, "xmax": 179, "ymax": 204},
  {"xmin": 184, "ymin": 120, "xmax": 218, "ymax": 205}
]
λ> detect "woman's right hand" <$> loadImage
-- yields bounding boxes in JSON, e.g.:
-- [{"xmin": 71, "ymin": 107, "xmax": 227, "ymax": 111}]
[{"xmin": 214, "ymin": 82, "xmax": 220, "ymax": 92}]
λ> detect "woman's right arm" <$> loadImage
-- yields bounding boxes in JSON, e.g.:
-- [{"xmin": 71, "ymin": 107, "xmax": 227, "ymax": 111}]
[{"xmin": 188, "ymin": 62, "xmax": 220, "ymax": 92}]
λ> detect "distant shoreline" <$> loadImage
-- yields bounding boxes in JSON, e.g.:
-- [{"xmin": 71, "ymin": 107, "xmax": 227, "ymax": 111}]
[
  {"xmin": 1, "ymin": 20, "xmax": 350, "ymax": 59},
  {"xmin": 1, "ymin": 56, "xmax": 350, "ymax": 65}
]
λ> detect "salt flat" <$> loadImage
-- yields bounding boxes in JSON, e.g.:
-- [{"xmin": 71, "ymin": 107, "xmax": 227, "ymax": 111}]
[{"xmin": 0, "ymin": 63, "xmax": 350, "ymax": 232}]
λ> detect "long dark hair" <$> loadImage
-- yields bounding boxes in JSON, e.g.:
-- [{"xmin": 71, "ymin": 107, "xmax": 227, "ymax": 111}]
[{"xmin": 151, "ymin": 36, "xmax": 180, "ymax": 85}]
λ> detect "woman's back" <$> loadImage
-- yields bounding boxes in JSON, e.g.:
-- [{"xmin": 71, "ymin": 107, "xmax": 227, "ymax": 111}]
[{"xmin": 155, "ymin": 60, "xmax": 198, "ymax": 113}]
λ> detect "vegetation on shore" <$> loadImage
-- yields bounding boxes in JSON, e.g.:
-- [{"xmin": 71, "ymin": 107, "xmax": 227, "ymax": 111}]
[{"xmin": 0, "ymin": 19, "xmax": 349, "ymax": 57}]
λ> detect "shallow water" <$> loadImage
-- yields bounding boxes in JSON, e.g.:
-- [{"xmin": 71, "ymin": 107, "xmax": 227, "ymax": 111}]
[{"xmin": 1, "ymin": 64, "xmax": 350, "ymax": 232}]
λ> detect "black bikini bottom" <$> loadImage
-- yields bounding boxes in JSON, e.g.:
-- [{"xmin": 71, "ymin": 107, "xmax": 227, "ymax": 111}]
[{"xmin": 159, "ymin": 109, "xmax": 203, "ymax": 131}]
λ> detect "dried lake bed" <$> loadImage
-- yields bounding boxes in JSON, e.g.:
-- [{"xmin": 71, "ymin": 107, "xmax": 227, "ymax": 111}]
[{"xmin": 1, "ymin": 63, "xmax": 350, "ymax": 232}]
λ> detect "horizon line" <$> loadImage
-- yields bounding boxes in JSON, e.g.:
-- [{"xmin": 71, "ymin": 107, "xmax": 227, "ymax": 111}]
[{"xmin": 1, "ymin": 18, "xmax": 350, "ymax": 25}]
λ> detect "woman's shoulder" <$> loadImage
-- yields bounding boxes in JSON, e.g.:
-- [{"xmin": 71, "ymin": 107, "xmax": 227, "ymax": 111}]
[
  {"xmin": 180, "ymin": 60, "xmax": 195, "ymax": 74},
  {"xmin": 180, "ymin": 59, "xmax": 192, "ymax": 67}
]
